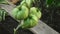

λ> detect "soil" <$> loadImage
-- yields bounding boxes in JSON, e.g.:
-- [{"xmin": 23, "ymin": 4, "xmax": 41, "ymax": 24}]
[
  {"xmin": 0, "ymin": 16, "xmax": 33, "ymax": 34},
  {"xmin": 33, "ymin": 0, "xmax": 60, "ymax": 33},
  {"xmin": 41, "ymin": 7, "xmax": 60, "ymax": 33}
]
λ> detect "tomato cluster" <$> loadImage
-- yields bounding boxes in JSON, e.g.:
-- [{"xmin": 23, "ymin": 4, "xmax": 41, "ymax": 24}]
[{"xmin": 12, "ymin": 0, "xmax": 42, "ymax": 29}]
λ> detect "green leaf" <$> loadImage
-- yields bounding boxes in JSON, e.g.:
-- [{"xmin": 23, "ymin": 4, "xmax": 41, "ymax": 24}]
[
  {"xmin": 46, "ymin": 0, "xmax": 54, "ymax": 5},
  {"xmin": 56, "ymin": 0, "xmax": 60, "ymax": 7},
  {"xmin": 0, "ymin": 8, "xmax": 8, "ymax": 21},
  {"xmin": 0, "ymin": 0, "xmax": 8, "ymax": 4},
  {"xmin": 57, "ymin": 3, "xmax": 60, "ymax": 6}
]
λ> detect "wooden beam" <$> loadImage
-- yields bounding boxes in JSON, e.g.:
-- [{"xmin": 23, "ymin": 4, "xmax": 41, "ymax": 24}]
[
  {"xmin": 30, "ymin": 21, "xmax": 59, "ymax": 34},
  {"xmin": 0, "ymin": 4, "xmax": 59, "ymax": 34}
]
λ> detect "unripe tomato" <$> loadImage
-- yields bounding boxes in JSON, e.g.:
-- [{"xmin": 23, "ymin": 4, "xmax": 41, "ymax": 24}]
[
  {"xmin": 12, "ymin": 5, "xmax": 29, "ymax": 20},
  {"xmin": 21, "ymin": 15, "xmax": 38, "ymax": 29},
  {"xmin": 16, "ymin": 6, "xmax": 29, "ymax": 20},
  {"xmin": 30, "ymin": 7, "xmax": 42, "ymax": 19}
]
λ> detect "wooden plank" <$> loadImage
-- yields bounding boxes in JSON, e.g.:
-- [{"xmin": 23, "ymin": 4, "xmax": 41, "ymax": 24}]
[
  {"xmin": 30, "ymin": 21, "xmax": 59, "ymax": 34},
  {"xmin": 0, "ymin": 4, "xmax": 59, "ymax": 34}
]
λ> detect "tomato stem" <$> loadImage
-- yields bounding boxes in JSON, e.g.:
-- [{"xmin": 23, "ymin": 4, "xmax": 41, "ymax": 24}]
[{"xmin": 14, "ymin": 20, "xmax": 23, "ymax": 34}]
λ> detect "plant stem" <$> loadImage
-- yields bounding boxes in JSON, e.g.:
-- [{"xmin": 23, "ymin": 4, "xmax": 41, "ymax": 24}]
[{"xmin": 14, "ymin": 20, "xmax": 23, "ymax": 34}]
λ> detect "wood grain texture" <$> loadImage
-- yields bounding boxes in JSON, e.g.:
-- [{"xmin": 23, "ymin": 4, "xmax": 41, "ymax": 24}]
[
  {"xmin": 30, "ymin": 21, "xmax": 59, "ymax": 34},
  {"xmin": 0, "ymin": 4, "xmax": 59, "ymax": 34}
]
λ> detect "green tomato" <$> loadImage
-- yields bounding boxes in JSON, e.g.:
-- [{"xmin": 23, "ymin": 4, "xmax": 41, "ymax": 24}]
[
  {"xmin": 30, "ymin": 7, "xmax": 42, "ymax": 19},
  {"xmin": 16, "ymin": 6, "xmax": 29, "ymax": 20},
  {"xmin": 21, "ymin": 15, "xmax": 38, "ymax": 29},
  {"xmin": 12, "ymin": 6, "xmax": 29, "ymax": 20},
  {"xmin": 12, "ymin": 5, "xmax": 29, "ymax": 20}
]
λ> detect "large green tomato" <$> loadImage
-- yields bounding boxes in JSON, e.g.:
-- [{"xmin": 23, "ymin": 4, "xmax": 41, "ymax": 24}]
[
  {"xmin": 21, "ymin": 15, "xmax": 38, "ymax": 29},
  {"xmin": 16, "ymin": 6, "xmax": 29, "ymax": 20},
  {"xmin": 30, "ymin": 7, "xmax": 42, "ymax": 19},
  {"xmin": 12, "ymin": 5, "xmax": 29, "ymax": 20}
]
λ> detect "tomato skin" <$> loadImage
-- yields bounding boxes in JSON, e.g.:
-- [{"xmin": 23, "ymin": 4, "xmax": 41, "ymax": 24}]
[
  {"xmin": 12, "ymin": 6, "xmax": 29, "ymax": 20},
  {"xmin": 30, "ymin": 7, "xmax": 42, "ymax": 19},
  {"xmin": 16, "ymin": 6, "xmax": 29, "ymax": 20},
  {"xmin": 21, "ymin": 15, "xmax": 38, "ymax": 29}
]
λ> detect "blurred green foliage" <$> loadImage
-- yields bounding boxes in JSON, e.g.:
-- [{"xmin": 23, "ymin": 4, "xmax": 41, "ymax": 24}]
[
  {"xmin": 0, "ymin": 0, "xmax": 8, "ymax": 4},
  {"xmin": 46, "ymin": 0, "xmax": 60, "ymax": 7},
  {"xmin": 0, "ymin": 8, "xmax": 8, "ymax": 21}
]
